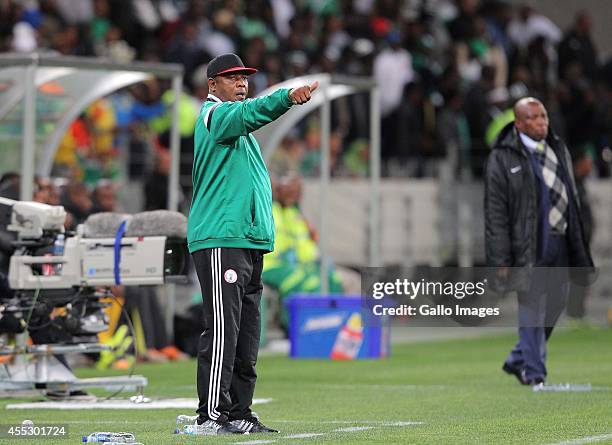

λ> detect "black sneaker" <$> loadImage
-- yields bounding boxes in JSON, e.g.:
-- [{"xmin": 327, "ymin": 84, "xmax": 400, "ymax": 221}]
[
  {"xmin": 193, "ymin": 419, "xmax": 244, "ymax": 435},
  {"xmin": 230, "ymin": 417, "xmax": 279, "ymax": 433},
  {"xmin": 527, "ymin": 377, "xmax": 546, "ymax": 388}
]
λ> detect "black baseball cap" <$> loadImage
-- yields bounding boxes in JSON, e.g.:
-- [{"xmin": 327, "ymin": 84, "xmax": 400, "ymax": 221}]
[{"xmin": 207, "ymin": 53, "xmax": 258, "ymax": 78}]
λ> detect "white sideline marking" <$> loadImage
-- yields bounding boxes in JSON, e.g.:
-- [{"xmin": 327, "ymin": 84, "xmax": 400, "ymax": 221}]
[
  {"xmin": 544, "ymin": 434, "xmax": 612, "ymax": 445},
  {"xmin": 60, "ymin": 420, "xmax": 151, "ymax": 424},
  {"xmin": 270, "ymin": 420, "xmax": 424, "ymax": 425},
  {"xmin": 6, "ymin": 398, "xmax": 272, "ymax": 410},
  {"xmin": 232, "ymin": 420, "xmax": 422, "ymax": 444},
  {"xmin": 318, "ymin": 384, "xmax": 446, "ymax": 391},
  {"xmin": 284, "ymin": 433, "xmax": 325, "ymax": 439},
  {"xmin": 239, "ymin": 441, "xmax": 276, "ymax": 445},
  {"xmin": 332, "ymin": 427, "xmax": 374, "ymax": 432}
]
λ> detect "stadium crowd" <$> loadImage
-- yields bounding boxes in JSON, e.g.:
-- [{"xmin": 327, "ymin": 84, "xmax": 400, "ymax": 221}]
[{"xmin": 1, "ymin": 0, "xmax": 610, "ymax": 182}]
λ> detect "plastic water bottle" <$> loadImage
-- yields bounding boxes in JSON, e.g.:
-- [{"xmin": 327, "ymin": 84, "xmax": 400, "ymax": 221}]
[
  {"xmin": 532, "ymin": 383, "xmax": 592, "ymax": 392},
  {"xmin": 82, "ymin": 432, "xmax": 111, "ymax": 443},
  {"xmin": 81, "ymin": 432, "xmax": 136, "ymax": 443},
  {"xmin": 86, "ymin": 443, "xmax": 143, "ymax": 445},
  {"xmin": 83, "ymin": 443, "xmax": 142, "ymax": 445},
  {"xmin": 53, "ymin": 233, "xmax": 65, "ymax": 274},
  {"xmin": 330, "ymin": 312, "xmax": 364, "ymax": 360},
  {"xmin": 175, "ymin": 415, "xmax": 198, "ymax": 434},
  {"xmin": 183, "ymin": 424, "xmax": 198, "ymax": 435}
]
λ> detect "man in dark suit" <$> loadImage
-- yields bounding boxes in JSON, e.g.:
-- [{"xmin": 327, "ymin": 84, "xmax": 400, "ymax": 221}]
[{"xmin": 484, "ymin": 97, "xmax": 593, "ymax": 386}]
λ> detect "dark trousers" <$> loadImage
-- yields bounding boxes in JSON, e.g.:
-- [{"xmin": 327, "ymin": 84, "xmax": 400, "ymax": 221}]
[
  {"xmin": 505, "ymin": 235, "xmax": 569, "ymax": 382},
  {"xmin": 191, "ymin": 247, "xmax": 264, "ymax": 422},
  {"xmin": 123, "ymin": 286, "xmax": 169, "ymax": 350}
]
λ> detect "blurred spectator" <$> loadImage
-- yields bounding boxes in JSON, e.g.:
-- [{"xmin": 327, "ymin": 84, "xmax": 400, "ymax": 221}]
[
  {"xmin": 33, "ymin": 176, "xmax": 60, "ymax": 206},
  {"xmin": 374, "ymin": 30, "xmax": 414, "ymax": 116},
  {"xmin": 557, "ymin": 63, "xmax": 597, "ymax": 154},
  {"xmin": 85, "ymin": 98, "xmax": 120, "ymax": 181},
  {"xmin": 54, "ymin": 116, "xmax": 90, "ymax": 179},
  {"xmin": 464, "ymin": 65, "xmax": 496, "ymax": 155},
  {"xmin": 572, "ymin": 149, "xmax": 595, "ymax": 248},
  {"xmin": 60, "ymin": 182, "xmax": 93, "ymax": 228},
  {"xmin": 96, "ymin": 26, "xmax": 136, "ymax": 62},
  {"xmin": 191, "ymin": 64, "xmax": 209, "ymax": 100},
  {"xmin": 402, "ymin": 13, "xmax": 449, "ymax": 90},
  {"xmin": 558, "ymin": 11, "xmax": 598, "ymax": 81},
  {"xmin": 374, "ymin": 30, "xmax": 414, "ymax": 162},
  {"xmin": 55, "ymin": 0, "xmax": 93, "ymax": 25},
  {"xmin": 54, "ymin": 98, "xmax": 120, "ymax": 185},
  {"xmin": 507, "ymin": 65, "xmax": 533, "ymax": 101},
  {"xmin": 11, "ymin": 20, "xmax": 37, "ymax": 52},
  {"xmin": 507, "ymin": 4, "xmax": 561, "ymax": 51},
  {"xmin": 270, "ymin": 0, "xmax": 294, "ymax": 39},
  {"xmin": 484, "ymin": 87, "xmax": 513, "ymax": 147},
  {"xmin": 91, "ymin": 180, "xmax": 118, "ymax": 214},
  {"xmin": 270, "ymin": 135, "xmax": 306, "ymax": 177},
  {"xmin": 143, "ymin": 147, "xmax": 175, "ymax": 210},
  {"xmin": 483, "ymin": 0, "xmax": 513, "ymax": 59},
  {"xmin": 342, "ymin": 138, "xmax": 369, "ymax": 178},
  {"xmin": 447, "ymin": 0, "xmax": 479, "ymax": 42},
  {"xmin": 163, "ymin": 20, "xmax": 209, "ymax": 89},
  {"xmin": 0, "ymin": 2, "xmax": 20, "ymax": 51},
  {"xmin": 262, "ymin": 174, "xmax": 347, "ymax": 330},
  {"xmin": 127, "ymin": 80, "xmax": 164, "ymax": 180},
  {"xmin": 454, "ymin": 15, "xmax": 507, "ymax": 87},
  {"xmin": 199, "ymin": 8, "xmax": 238, "ymax": 57},
  {"xmin": 437, "ymin": 89, "xmax": 471, "ymax": 179},
  {"xmin": 394, "ymin": 81, "xmax": 429, "ymax": 175},
  {"xmin": 0, "ymin": 172, "xmax": 20, "ymax": 200},
  {"xmin": 300, "ymin": 124, "xmax": 344, "ymax": 177},
  {"xmin": 238, "ymin": 0, "xmax": 278, "ymax": 52},
  {"xmin": 115, "ymin": 285, "xmax": 189, "ymax": 364},
  {"xmin": 91, "ymin": 0, "xmax": 111, "ymax": 50}
]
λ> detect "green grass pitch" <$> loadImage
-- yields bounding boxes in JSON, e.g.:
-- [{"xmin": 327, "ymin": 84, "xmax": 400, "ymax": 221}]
[{"xmin": 1, "ymin": 328, "xmax": 611, "ymax": 444}]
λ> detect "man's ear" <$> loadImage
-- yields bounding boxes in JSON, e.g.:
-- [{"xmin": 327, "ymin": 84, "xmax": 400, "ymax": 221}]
[
  {"xmin": 208, "ymin": 78, "xmax": 216, "ymax": 92},
  {"xmin": 514, "ymin": 120, "xmax": 523, "ymax": 133}
]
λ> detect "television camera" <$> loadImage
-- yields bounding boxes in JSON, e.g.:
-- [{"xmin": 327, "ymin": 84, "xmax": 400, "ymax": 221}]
[{"xmin": 0, "ymin": 196, "xmax": 189, "ymax": 399}]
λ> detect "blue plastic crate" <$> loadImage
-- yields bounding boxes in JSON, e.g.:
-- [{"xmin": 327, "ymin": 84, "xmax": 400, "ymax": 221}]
[{"xmin": 285, "ymin": 295, "xmax": 390, "ymax": 359}]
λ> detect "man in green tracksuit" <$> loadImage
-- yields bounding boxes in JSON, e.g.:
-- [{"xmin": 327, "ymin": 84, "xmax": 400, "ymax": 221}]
[{"xmin": 183, "ymin": 53, "xmax": 317, "ymax": 435}]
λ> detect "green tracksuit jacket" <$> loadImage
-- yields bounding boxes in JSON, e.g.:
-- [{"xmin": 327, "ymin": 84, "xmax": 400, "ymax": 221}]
[{"xmin": 187, "ymin": 89, "xmax": 293, "ymax": 253}]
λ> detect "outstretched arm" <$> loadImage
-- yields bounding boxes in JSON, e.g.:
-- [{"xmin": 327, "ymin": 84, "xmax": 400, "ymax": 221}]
[{"xmin": 206, "ymin": 82, "xmax": 319, "ymax": 144}]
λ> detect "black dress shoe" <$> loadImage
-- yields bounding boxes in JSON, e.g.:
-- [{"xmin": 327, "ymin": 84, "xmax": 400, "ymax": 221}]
[
  {"xmin": 502, "ymin": 363, "xmax": 528, "ymax": 385},
  {"xmin": 526, "ymin": 377, "xmax": 545, "ymax": 387}
]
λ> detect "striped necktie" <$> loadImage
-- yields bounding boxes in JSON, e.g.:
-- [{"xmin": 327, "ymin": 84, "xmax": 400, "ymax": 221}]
[{"xmin": 534, "ymin": 142, "xmax": 568, "ymax": 234}]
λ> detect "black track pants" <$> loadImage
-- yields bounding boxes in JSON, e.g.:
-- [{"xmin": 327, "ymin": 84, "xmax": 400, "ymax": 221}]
[{"xmin": 191, "ymin": 247, "xmax": 264, "ymax": 422}]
